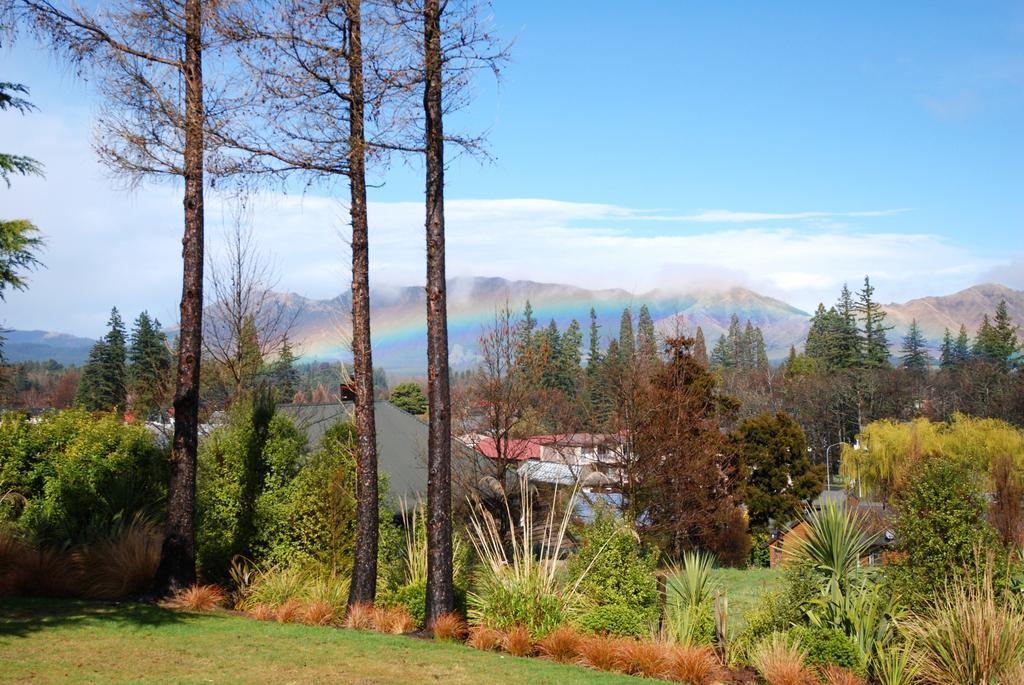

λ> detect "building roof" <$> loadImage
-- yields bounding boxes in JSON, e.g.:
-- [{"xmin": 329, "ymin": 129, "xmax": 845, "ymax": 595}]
[{"xmin": 278, "ymin": 400, "xmax": 480, "ymax": 502}]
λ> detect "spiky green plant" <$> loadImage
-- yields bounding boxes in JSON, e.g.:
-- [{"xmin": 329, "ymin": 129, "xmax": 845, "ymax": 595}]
[
  {"xmin": 872, "ymin": 644, "xmax": 918, "ymax": 685},
  {"xmin": 789, "ymin": 501, "xmax": 876, "ymax": 589},
  {"xmin": 466, "ymin": 474, "xmax": 597, "ymax": 637},
  {"xmin": 663, "ymin": 551, "xmax": 719, "ymax": 645}
]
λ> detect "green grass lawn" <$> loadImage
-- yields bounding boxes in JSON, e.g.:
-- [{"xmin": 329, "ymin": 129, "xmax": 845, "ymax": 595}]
[
  {"xmin": 0, "ymin": 599, "xmax": 654, "ymax": 685},
  {"xmin": 709, "ymin": 567, "xmax": 781, "ymax": 631}
]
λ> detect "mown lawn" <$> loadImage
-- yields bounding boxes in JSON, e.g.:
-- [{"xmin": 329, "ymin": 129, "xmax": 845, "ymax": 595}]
[
  {"xmin": 709, "ymin": 567, "xmax": 780, "ymax": 631},
  {"xmin": 0, "ymin": 599, "xmax": 655, "ymax": 684}
]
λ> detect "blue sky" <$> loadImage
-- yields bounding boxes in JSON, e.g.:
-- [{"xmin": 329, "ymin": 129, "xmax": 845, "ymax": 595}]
[{"xmin": 2, "ymin": 1, "xmax": 1023, "ymax": 335}]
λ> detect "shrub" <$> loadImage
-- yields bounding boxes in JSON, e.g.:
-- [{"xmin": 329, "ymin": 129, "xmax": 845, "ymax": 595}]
[
  {"xmin": 567, "ymin": 513, "xmax": 659, "ymax": 620},
  {"xmin": 538, "ymin": 625, "xmax": 581, "ymax": 663},
  {"xmin": 0, "ymin": 410, "xmax": 167, "ymax": 546},
  {"xmin": 734, "ymin": 565, "xmax": 820, "ymax": 658},
  {"xmin": 890, "ymin": 458, "xmax": 1002, "ymax": 604},
  {"xmin": 617, "ymin": 639, "xmax": 672, "ymax": 679},
  {"xmin": 501, "ymin": 625, "xmax": 533, "ymax": 656},
  {"xmin": 248, "ymin": 604, "xmax": 274, "ymax": 621},
  {"xmin": 467, "ymin": 625, "xmax": 503, "ymax": 651},
  {"xmin": 576, "ymin": 603, "xmax": 650, "ymax": 638},
  {"xmin": 382, "ymin": 607, "xmax": 416, "ymax": 634},
  {"xmin": 380, "ymin": 579, "xmax": 426, "ymax": 627},
  {"xmin": 668, "ymin": 644, "xmax": 721, "ymax": 685},
  {"xmin": 750, "ymin": 633, "xmax": 817, "ymax": 685},
  {"xmin": 788, "ymin": 626, "xmax": 862, "ymax": 675},
  {"xmin": 163, "ymin": 584, "xmax": 227, "ymax": 612},
  {"xmin": 904, "ymin": 569, "xmax": 1024, "ymax": 685}
]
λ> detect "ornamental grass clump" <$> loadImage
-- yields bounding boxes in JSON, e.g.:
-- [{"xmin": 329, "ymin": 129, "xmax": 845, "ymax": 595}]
[
  {"xmin": 751, "ymin": 632, "xmax": 818, "ymax": 685},
  {"xmin": 275, "ymin": 598, "xmax": 304, "ymax": 623},
  {"xmin": 248, "ymin": 603, "xmax": 274, "ymax": 621},
  {"xmin": 466, "ymin": 475, "xmax": 596, "ymax": 638},
  {"xmin": 618, "ymin": 639, "xmax": 672, "ymax": 679},
  {"xmin": 903, "ymin": 568, "xmax": 1024, "ymax": 685},
  {"xmin": 577, "ymin": 635, "xmax": 626, "ymax": 672},
  {"xmin": 467, "ymin": 625, "xmax": 503, "ymax": 651},
  {"xmin": 80, "ymin": 517, "xmax": 162, "ymax": 600},
  {"xmin": 431, "ymin": 612, "xmax": 468, "ymax": 642},
  {"xmin": 667, "ymin": 644, "xmax": 721, "ymax": 685},
  {"xmin": 820, "ymin": 664, "xmax": 866, "ymax": 685},
  {"xmin": 163, "ymin": 584, "xmax": 227, "ymax": 612},
  {"xmin": 502, "ymin": 625, "xmax": 534, "ymax": 657},
  {"xmin": 302, "ymin": 601, "xmax": 336, "ymax": 626},
  {"xmin": 344, "ymin": 602, "xmax": 374, "ymax": 630},
  {"xmin": 538, "ymin": 625, "xmax": 582, "ymax": 663}
]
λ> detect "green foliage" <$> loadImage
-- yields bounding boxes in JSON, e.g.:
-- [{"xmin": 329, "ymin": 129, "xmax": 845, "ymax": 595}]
[
  {"xmin": 0, "ymin": 219, "xmax": 44, "ymax": 307},
  {"xmin": 787, "ymin": 626, "xmax": 864, "ymax": 675},
  {"xmin": 381, "ymin": 579, "xmax": 427, "ymax": 627},
  {"xmin": 733, "ymin": 412, "xmax": 823, "ymax": 531},
  {"xmin": 575, "ymin": 603, "xmax": 650, "ymax": 638},
  {"xmin": 127, "ymin": 311, "xmax": 173, "ymax": 418},
  {"xmin": 388, "ymin": 382, "xmax": 427, "ymax": 415},
  {"xmin": 269, "ymin": 338, "xmax": 299, "ymax": 399},
  {"xmin": 0, "ymin": 82, "xmax": 44, "ymax": 187},
  {"xmin": 0, "ymin": 409, "xmax": 166, "ymax": 545},
  {"xmin": 664, "ymin": 551, "xmax": 718, "ymax": 645},
  {"xmin": 899, "ymin": 319, "xmax": 929, "ymax": 370},
  {"xmin": 805, "ymin": 576, "xmax": 899, "ymax": 671},
  {"xmin": 734, "ymin": 566, "xmax": 820, "ymax": 660},
  {"xmin": 235, "ymin": 562, "xmax": 350, "ymax": 613},
  {"xmin": 889, "ymin": 458, "xmax": 1001, "ymax": 604},
  {"xmin": 972, "ymin": 301, "xmax": 1019, "ymax": 371},
  {"xmin": 76, "ymin": 308, "xmax": 128, "ymax": 412},
  {"xmin": 749, "ymin": 530, "xmax": 771, "ymax": 568},
  {"xmin": 790, "ymin": 501, "xmax": 876, "ymax": 590},
  {"xmin": 567, "ymin": 513, "xmax": 659, "ymax": 620}
]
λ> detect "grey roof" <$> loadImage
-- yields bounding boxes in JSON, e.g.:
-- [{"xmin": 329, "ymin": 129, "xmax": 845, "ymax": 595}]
[{"xmin": 277, "ymin": 401, "xmax": 481, "ymax": 503}]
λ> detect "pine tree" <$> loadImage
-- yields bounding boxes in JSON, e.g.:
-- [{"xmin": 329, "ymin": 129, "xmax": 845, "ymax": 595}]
[
  {"xmin": 520, "ymin": 300, "xmax": 536, "ymax": 350},
  {"xmin": 855, "ymin": 276, "xmax": 891, "ymax": 368},
  {"xmin": 693, "ymin": 326, "xmax": 708, "ymax": 367},
  {"xmin": 129, "ymin": 311, "xmax": 173, "ymax": 417},
  {"xmin": 618, "ymin": 307, "xmax": 634, "ymax": 363},
  {"xmin": 75, "ymin": 340, "xmax": 108, "ymax": 410},
  {"xmin": 953, "ymin": 324, "xmax": 971, "ymax": 364},
  {"xmin": 900, "ymin": 319, "xmax": 929, "ymax": 370},
  {"xmin": 559, "ymin": 319, "xmax": 583, "ymax": 397},
  {"xmin": 940, "ymin": 328, "xmax": 955, "ymax": 370},
  {"xmin": 271, "ymin": 337, "xmax": 299, "ymax": 399},
  {"xmin": 586, "ymin": 307, "xmax": 602, "ymax": 368},
  {"xmin": 636, "ymin": 304, "xmax": 657, "ymax": 363},
  {"xmin": 726, "ymin": 314, "xmax": 743, "ymax": 367},
  {"xmin": 834, "ymin": 284, "xmax": 861, "ymax": 368},
  {"xmin": 751, "ymin": 325, "xmax": 769, "ymax": 371},
  {"xmin": 710, "ymin": 334, "xmax": 732, "ymax": 368},
  {"xmin": 101, "ymin": 307, "xmax": 128, "ymax": 409}
]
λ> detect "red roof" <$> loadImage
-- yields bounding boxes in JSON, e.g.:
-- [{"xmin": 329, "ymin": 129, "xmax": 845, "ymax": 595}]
[{"xmin": 473, "ymin": 436, "xmax": 554, "ymax": 461}]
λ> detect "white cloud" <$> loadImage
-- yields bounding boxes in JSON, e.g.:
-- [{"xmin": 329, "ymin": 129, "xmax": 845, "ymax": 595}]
[{"xmin": 0, "ymin": 109, "xmax": 1010, "ymax": 336}]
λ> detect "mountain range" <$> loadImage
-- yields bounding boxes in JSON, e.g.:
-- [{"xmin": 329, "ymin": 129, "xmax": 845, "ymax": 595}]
[{"xmin": 5, "ymin": 279, "xmax": 1023, "ymax": 374}]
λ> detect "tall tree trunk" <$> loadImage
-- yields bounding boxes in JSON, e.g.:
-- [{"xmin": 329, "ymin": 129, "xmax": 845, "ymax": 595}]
[
  {"xmin": 423, "ymin": 0, "xmax": 454, "ymax": 622},
  {"xmin": 346, "ymin": 0, "xmax": 379, "ymax": 607},
  {"xmin": 153, "ymin": 0, "xmax": 204, "ymax": 595}
]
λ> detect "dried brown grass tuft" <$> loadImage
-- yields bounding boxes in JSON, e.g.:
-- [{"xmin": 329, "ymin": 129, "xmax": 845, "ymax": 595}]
[
  {"xmin": 467, "ymin": 625, "xmax": 503, "ymax": 651},
  {"xmin": 371, "ymin": 605, "xmax": 392, "ymax": 632},
  {"xmin": 821, "ymin": 665, "xmax": 867, "ymax": 685},
  {"xmin": 275, "ymin": 598, "xmax": 303, "ymax": 623},
  {"xmin": 501, "ymin": 624, "xmax": 533, "ymax": 656},
  {"xmin": 750, "ymin": 633, "xmax": 817, "ymax": 685},
  {"xmin": 81, "ymin": 520, "xmax": 161, "ymax": 600},
  {"xmin": 248, "ymin": 603, "xmax": 274, "ymax": 621},
  {"xmin": 577, "ymin": 635, "xmax": 624, "ymax": 672},
  {"xmin": 538, "ymin": 625, "xmax": 582, "ymax": 663},
  {"xmin": 667, "ymin": 644, "xmax": 722, "ymax": 685},
  {"xmin": 344, "ymin": 602, "xmax": 374, "ymax": 630},
  {"xmin": 162, "ymin": 584, "xmax": 227, "ymax": 612},
  {"xmin": 303, "ymin": 601, "xmax": 336, "ymax": 626},
  {"xmin": 618, "ymin": 639, "xmax": 672, "ymax": 679},
  {"xmin": 431, "ymin": 612, "xmax": 468, "ymax": 642},
  {"xmin": 382, "ymin": 607, "xmax": 416, "ymax": 634}
]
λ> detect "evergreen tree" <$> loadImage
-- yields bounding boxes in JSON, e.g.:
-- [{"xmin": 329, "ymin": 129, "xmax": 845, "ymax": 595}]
[
  {"xmin": 953, "ymin": 324, "xmax": 972, "ymax": 364},
  {"xmin": 270, "ymin": 337, "xmax": 299, "ymax": 399},
  {"xmin": 939, "ymin": 328, "xmax": 955, "ymax": 370},
  {"xmin": 726, "ymin": 314, "xmax": 743, "ymax": 366},
  {"xmin": 520, "ymin": 300, "xmax": 536, "ymax": 349},
  {"xmin": 75, "ymin": 340, "xmax": 108, "ymax": 410},
  {"xmin": 618, "ymin": 307, "xmax": 634, "ymax": 362},
  {"xmin": 586, "ymin": 307, "xmax": 602, "ymax": 368},
  {"xmin": 693, "ymin": 326, "xmax": 708, "ymax": 367},
  {"xmin": 559, "ymin": 318, "xmax": 583, "ymax": 397},
  {"xmin": 101, "ymin": 307, "xmax": 128, "ymax": 408},
  {"xmin": 129, "ymin": 311, "xmax": 173, "ymax": 417},
  {"xmin": 804, "ymin": 304, "xmax": 832, "ymax": 362},
  {"xmin": 636, "ymin": 304, "xmax": 657, "ymax": 363},
  {"xmin": 540, "ymin": 319, "xmax": 563, "ymax": 391},
  {"xmin": 900, "ymin": 319, "xmax": 929, "ymax": 370},
  {"xmin": 973, "ymin": 301, "xmax": 1019, "ymax": 370},
  {"xmin": 834, "ymin": 284, "xmax": 861, "ymax": 368},
  {"xmin": 855, "ymin": 276, "xmax": 891, "ymax": 368},
  {"xmin": 710, "ymin": 333, "xmax": 732, "ymax": 369}
]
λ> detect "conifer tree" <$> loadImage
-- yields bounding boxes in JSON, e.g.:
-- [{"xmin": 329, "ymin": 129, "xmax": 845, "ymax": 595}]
[
  {"xmin": 75, "ymin": 340, "xmax": 107, "ymax": 410},
  {"xmin": 973, "ymin": 301, "xmax": 1019, "ymax": 370},
  {"xmin": 834, "ymin": 284, "xmax": 861, "ymax": 368},
  {"xmin": 726, "ymin": 314, "xmax": 743, "ymax": 366},
  {"xmin": 636, "ymin": 304, "xmax": 657, "ymax": 363},
  {"xmin": 618, "ymin": 307, "xmax": 634, "ymax": 362},
  {"xmin": 586, "ymin": 307, "xmax": 601, "ymax": 368},
  {"xmin": 900, "ymin": 319, "xmax": 929, "ymax": 370},
  {"xmin": 271, "ymin": 337, "xmax": 299, "ymax": 399},
  {"xmin": 953, "ymin": 324, "xmax": 972, "ymax": 364},
  {"xmin": 76, "ymin": 307, "xmax": 128, "ymax": 411},
  {"xmin": 940, "ymin": 328, "xmax": 955, "ymax": 370},
  {"xmin": 855, "ymin": 276, "xmax": 891, "ymax": 368},
  {"xmin": 559, "ymin": 318, "xmax": 583, "ymax": 397},
  {"xmin": 693, "ymin": 326, "xmax": 708, "ymax": 367},
  {"xmin": 710, "ymin": 333, "xmax": 732, "ymax": 368},
  {"xmin": 129, "ymin": 311, "xmax": 173, "ymax": 417}
]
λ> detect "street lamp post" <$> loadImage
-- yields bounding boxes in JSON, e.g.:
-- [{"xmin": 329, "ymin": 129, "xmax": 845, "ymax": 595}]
[{"xmin": 822, "ymin": 442, "xmax": 845, "ymax": 491}]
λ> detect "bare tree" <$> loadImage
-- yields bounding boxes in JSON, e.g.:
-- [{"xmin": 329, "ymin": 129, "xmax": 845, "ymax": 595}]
[
  {"xmin": 17, "ymin": 0, "xmax": 242, "ymax": 593},
  {"xmin": 204, "ymin": 208, "xmax": 298, "ymax": 403}
]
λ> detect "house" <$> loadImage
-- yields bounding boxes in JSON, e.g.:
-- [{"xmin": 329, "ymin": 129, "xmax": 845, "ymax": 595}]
[
  {"xmin": 278, "ymin": 400, "xmax": 486, "ymax": 506},
  {"xmin": 467, "ymin": 432, "xmax": 628, "ymax": 488},
  {"xmin": 767, "ymin": 490, "xmax": 896, "ymax": 569}
]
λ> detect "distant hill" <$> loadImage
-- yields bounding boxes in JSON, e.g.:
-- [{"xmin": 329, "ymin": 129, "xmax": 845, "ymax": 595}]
[
  {"xmin": 1, "ymin": 330, "xmax": 95, "ymax": 366},
  {"xmin": 883, "ymin": 284, "xmax": 1024, "ymax": 354},
  {"xmin": 7, "ymin": 279, "xmax": 1022, "ymax": 373}
]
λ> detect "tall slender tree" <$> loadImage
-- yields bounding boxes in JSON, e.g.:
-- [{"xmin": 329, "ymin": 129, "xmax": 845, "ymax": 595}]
[
  {"xmin": 855, "ymin": 276, "xmax": 891, "ymax": 368},
  {"xmin": 423, "ymin": 0, "xmax": 453, "ymax": 621},
  {"xmin": 900, "ymin": 318, "xmax": 928, "ymax": 371},
  {"xmin": 22, "ymin": 0, "xmax": 215, "ymax": 592}
]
